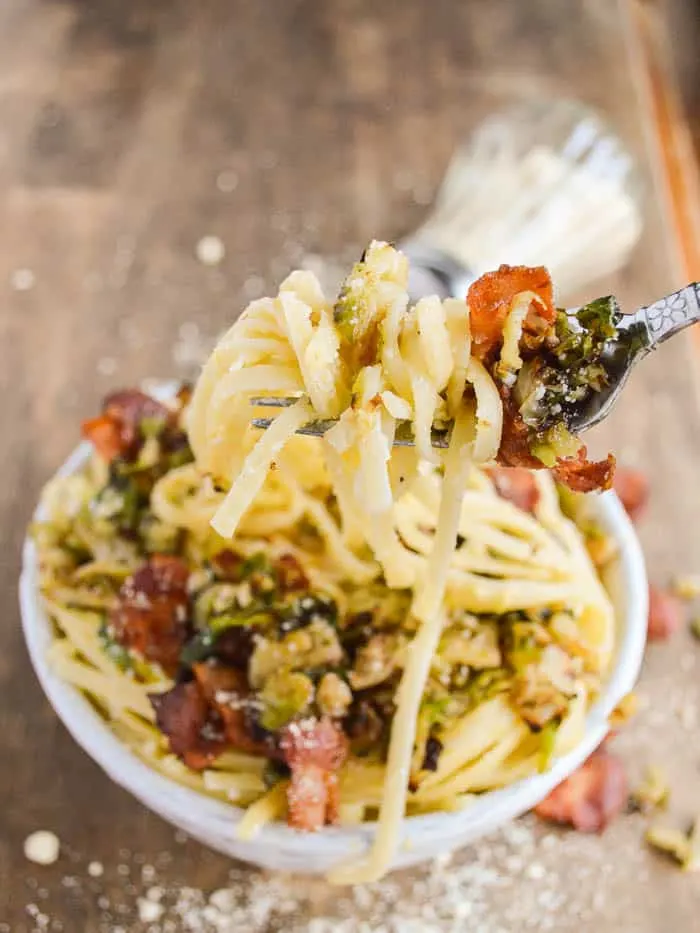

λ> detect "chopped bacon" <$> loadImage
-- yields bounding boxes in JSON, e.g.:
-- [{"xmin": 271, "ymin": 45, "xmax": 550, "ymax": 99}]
[
  {"xmin": 497, "ymin": 378, "xmax": 614, "ymax": 494},
  {"xmin": 486, "ymin": 466, "xmax": 540, "ymax": 513},
  {"xmin": 150, "ymin": 662, "xmax": 271, "ymax": 769},
  {"xmin": 647, "ymin": 585, "xmax": 684, "ymax": 642},
  {"xmin": 497, "ymin": 388, "xmax": 545, "ymax": 470},
  {"xmin": 192, "ymin": 660, "xmax": 248, "ymax": 705},
  {"xmin": 149, "ymin": 681, "xmax": 224, "ymax": 770},
  {"xmin": 534, "ymin": 748, "xmax": 627, "ymax": 832},
  {"xmin": 80, "ymin": 415, "xmax": 125, "ymax": 463},
  {"xmin": 192, "ymin": 662, "xmax": 270, "ymax": 755},
  {"xmin": 214, "ymin": 626, "xmax": 258, "ymax": 669},
  {"xmin": 552, "ymin": 448, "xmax": 616, "ymax": 493},
  {"xmin": 111, "ymin": 555, "xmax": 190, "ymax": 676},
  {"xmin": 467, "ymin": 264, "xmax": 555, "ymax": 360},
  {"xmin": 279, "ymin": 718, "xmax": 348, "ymax": 831},
  {"xmin": 612, "ymin": 467, "xmax": 649, "ymax": 522},
  {"xmin": 210, "ymin": 549, "xmax": 244, "ymax": 581},
  {"xmin": 275, "ymin": 554, "xmax": 309, "ymax": 592},
  {"xmin": 81, "ymin": 389, "xmax": 175, "ymax": 462}
]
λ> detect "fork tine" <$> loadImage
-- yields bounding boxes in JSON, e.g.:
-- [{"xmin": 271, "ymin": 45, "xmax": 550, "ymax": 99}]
[
  {"xmin": 250, "ymin": 396, "xmax": 300, "ymax": 407},
  {"xmin": 250, "ymin": 416, "xmax": 450, "ymax": 448},
  {"xmin": 251, "ymin": 417, "xmax": 341, "ymax": 437}
]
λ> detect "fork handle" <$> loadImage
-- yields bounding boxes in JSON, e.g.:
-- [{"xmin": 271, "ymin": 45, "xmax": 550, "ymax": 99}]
[{"xmin": 638, "ymin": 282, "xmax": 700, "ymax": 348}]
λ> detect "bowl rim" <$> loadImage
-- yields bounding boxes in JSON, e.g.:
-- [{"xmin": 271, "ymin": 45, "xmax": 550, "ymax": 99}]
[{"xmin": 19, "ymin": 441, "xmax": 649, "ymax": 864}]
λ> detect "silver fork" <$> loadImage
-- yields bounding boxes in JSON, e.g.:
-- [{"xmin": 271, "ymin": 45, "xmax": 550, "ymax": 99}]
[{"xmin": 249, "ymin": 282, "xmax": 700, "ymax": 447}]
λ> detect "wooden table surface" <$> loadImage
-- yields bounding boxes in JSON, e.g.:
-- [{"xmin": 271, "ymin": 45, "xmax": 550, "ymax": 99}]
[{"xmin": 2, "ymin": 1, "xmax": 700, "ymax": 930}]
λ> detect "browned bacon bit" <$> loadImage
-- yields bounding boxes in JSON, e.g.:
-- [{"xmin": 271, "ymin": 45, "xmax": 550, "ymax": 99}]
[
  {"xmin": 552, "ymin": 448, "xmax": 616, "ymax": 493},
  {"xmin": 612, "ymin": 467, "xmax": 649, "ymax": 522},
  {"xmin": 496, "ymin": 386, "xmax": 615, "ymax": 494},
  {"xmin": 486, "ymin": 466, "xmax": 540, "ymax": 513},
  {"xmin": 467, "ymin": 264, "xmax": 555, "ymax": 360},
  {"xmin": 149, "ymin": 682, "xmax": 224, "ymax": 771},
  {"xmin": 647, "ymin": 585, "xmax": 684, "ymax": 642},
  {"xmin": 279, "ymin": 718, "xmax": 348, "ymax": 831},
  {"xmin": 111, "ymin": 555, "xmax": 190, "ymax": 676},
  {"xmin": 496, "ymin": 388, "xmax": 544, "ymax": 470},
  {"xmin": 210, "ymin": 549, "xmax": 244, "ymax": 580},
  {"xmin": 192, "ymin": 662, "xmax": 270, "ymax": 756},
  {"xmin": 275, "ymin": 554, "xmax": 309, "ymax": 592},
  {"xmin": 192, "ymin": 660, "xmax": 248, "ymax": 705},
  {"xmin": 534, "ymin": 748, "xmax": 627, "ymax": 832},
  {"xmin": 214, "ymin": 627, "xmax": 258, "ymax": 669},
  {"xmin": 81, "ymin": 389, "xmax": 174, "ymax": 462}
]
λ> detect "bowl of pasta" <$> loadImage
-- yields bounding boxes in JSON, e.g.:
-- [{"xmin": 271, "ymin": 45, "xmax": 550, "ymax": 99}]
[{"xmin": 21, "ymin": 246, "xmax": 647, "ymax": 881}]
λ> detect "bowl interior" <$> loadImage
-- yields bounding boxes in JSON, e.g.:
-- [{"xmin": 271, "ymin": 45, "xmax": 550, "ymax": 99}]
[{"xmin": 20, "ymin": 445, "xmax": 648, "ymax": 874}]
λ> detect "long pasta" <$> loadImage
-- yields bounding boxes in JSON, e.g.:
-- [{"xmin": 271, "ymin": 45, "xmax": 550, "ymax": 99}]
[{"xmin": 32, "ymin": 242, "xmax": 617, "ymax": 885}]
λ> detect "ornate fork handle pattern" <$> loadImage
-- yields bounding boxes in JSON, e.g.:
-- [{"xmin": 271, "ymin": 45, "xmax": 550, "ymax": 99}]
[{"xmin": 639, "ymin": 282, "xmax": 700, "ymax": 347}]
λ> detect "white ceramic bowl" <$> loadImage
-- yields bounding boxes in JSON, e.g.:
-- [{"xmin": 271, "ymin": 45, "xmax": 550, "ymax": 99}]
[{"xmin": 20, "ymin": 444, "xmax": 648, "ymax": 875}]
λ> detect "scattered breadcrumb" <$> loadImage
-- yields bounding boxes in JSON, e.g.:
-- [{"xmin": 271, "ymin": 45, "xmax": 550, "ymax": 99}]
[
  {"xmin": 686, "ymin": 819, "xmax": 700, "ymax": 872},
  {"xmin": 15, "ymin": 817, "xmax": 661, "ymax": 931},
  {"xmin": 630, "ymin": 766, "xmax": 669, "ymax": 813},
  {"xmin": 645, "ymin": 825, "xmax": 688, "ymax": 863},
  {"xmin": 24, "ymin": 830, "xmax": 60, "ymax": 866},
  {"xmin": 672, "ymin": 575, "xmax": 700, "ymax": 600},
  {"xmin": 87, "ymin": 861, "xmax": 104, "ymax": 878},
  {"xmin": 196, "ymin": 236, "xmax": 226, "ymax": 266},
  {"xmin": 645, "ymin": 818, "xmax": 700, "ymax": 872}
]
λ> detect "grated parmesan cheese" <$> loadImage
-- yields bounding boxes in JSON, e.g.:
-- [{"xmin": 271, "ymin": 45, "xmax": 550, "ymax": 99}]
[{"xmin": 23, "ymin": 831, "xmax": 60, "ymax": 866}]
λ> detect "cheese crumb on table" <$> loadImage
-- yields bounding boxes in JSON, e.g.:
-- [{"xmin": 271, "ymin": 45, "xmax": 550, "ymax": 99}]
[
  {"xmin": 672, "ymin": 575, "xmax": 700, "ymax": 600},
  {"xmin": 195, "ymin": 235, "xmax": 226, "ymax": 266},
  {"xmin": 23, "ymin": 830, "xmax": 60, "ymax": 866},
  {"xmin": 138, "ymin": 897, "xmax": 165, "ymax": 923},
  {"xmin": 10, "ymin": 268, "xmax": 36, "ymax": 291}
]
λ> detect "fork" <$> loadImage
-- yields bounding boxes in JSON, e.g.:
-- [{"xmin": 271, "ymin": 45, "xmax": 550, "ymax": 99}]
[{"xmin": 249, "ymin": 282, "xmax": 700, "ymax": 447}]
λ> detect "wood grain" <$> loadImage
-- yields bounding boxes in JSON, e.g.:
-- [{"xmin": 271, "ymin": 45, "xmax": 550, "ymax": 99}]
[
  {"xmin": 624, "ymin": 0, "xmax": 700, "ymax": 281},
  {"xmin": 1, "ymin": 1, "xmax": 700, "ymax": 930}
]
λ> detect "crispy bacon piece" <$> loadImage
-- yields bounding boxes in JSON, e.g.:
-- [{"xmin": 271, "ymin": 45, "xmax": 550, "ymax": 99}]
[
  {"xmin": 279, "ymin": 718, "xmax": 348, "ymax": 831},
  {"xmin": 497, "ymin": 389, "xmax": 546, "ymax": 470},
  {"xmin": 192, "ymin": 660, "xmax": 248, "ymax": 706},
  {"xmin": 647, "ymin": 585, "xmax": 684, "ymax": 642},
  {"xmin": 192, "ymin": 662, "xmax": 270, "ymax": 755},
  {"xmin": 111, "ymin": 555, "xmax": 190, "ymax": 676},
  {"xmin": 80, "ymin": 415, "xmax": 124, "ymax": 463},
  {"xmin": 497, "ymin": 379, "xmax": 614, "ymax": 494},
  {"xmin": 149, "ymin": 681, "xmax": 224, "ymax": 771},
  {"xmin": 534, "ymin": 748, "xmax": 627, "ymax": 832},
  {"xmin": 150, "ymin": 662, "xmax": 271, "ymax": 769},
  {"xmin": 81, "ymin": 389, "xmax": 174, "ymax": 462},
  {"xmin": 467, "ymin": 264, "xmax": 555, "ymax": 360},
  {"xmin": 275, "ymin": 554, "xmax": 309, "ymax": 592},
  {"xmin": 612, "ymin": 467, "xmax": 649, "ymax": 522},
  {"xmin": 210, "ymin": 549, "xmax": 244, "ymax": 581},
  {"xmin": 214, "ymin": 627, "xmax": 258, "ymax": 669},
  {"xmin": 552, "ymin": 448, "xmax": 616, "ymax": 493},
  {"xmin": 486, "ymin": 466, "xmax": 540, "ymax": 513}
]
